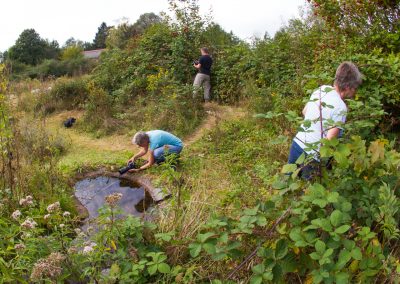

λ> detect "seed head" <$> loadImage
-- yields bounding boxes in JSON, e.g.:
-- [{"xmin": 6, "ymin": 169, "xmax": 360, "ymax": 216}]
[{"xmin": 105, "ymin": 193, "xmax": 123, "ymax": 207}]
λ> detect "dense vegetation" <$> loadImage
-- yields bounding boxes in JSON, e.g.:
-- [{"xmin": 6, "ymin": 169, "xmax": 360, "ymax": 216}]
[{"xmin": 0, "ymin": 0, "xmax": 399, "ymax": 282}]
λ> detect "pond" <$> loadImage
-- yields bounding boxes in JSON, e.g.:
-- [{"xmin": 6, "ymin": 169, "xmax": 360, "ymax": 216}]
[{"xmin": 74, "ymin": 176, "xmax": 154, "ymax": 221}]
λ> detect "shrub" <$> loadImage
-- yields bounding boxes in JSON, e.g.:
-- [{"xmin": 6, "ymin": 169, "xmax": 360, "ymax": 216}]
[
  {"xmin": 49, "ymin": 76, "xmax": 89, "ymax": 110},
  {"xmin": 82, "ymin": 82, "xmax": 117, "ymax": 135},
  {"xmin": 26, "ymin": 59, "xmax": 67, "ymax": 79}
]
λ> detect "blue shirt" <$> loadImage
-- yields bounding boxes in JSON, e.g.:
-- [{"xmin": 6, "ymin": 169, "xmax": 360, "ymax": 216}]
[{"xmin": 147, "ymin": 130, "xmax": 183, "ymax": 151}]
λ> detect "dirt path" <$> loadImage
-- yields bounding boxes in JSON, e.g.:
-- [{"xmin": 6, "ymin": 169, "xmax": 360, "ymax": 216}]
[
  {"xmin": 184, "ymin": 102, "xmax": 247, "ymax": 147},
  {"xmin": 46, "ymin": 103, "xmax": 247, "ymax": 153}
]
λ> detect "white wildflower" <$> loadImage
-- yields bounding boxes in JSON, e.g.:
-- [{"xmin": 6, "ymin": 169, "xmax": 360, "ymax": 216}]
[
  {"xmin": 59, "ymin": 224, "xmax": 65, "ymax": 229},
  {"xmin": 47, "ymin": 202, "xmax": 60, "ymax": 213},
  {"xmin": 44, "ymin": 214, "xmax": 51, "ymax": 220},
  {"xmin": 15, "ymin": 243, "xmax": 26, "ymax": 251},
  {"xmin": 19, "ymin": 195, "xmax": 34, "ymax": 207},
  {"xmin": 77, "ymin": 232, "xmax": 86, "ymax": 239},
  {"xmin": 30, "ymin": 252, "xmax": 65, "ymax": 281},
  {"xmin": 82, "ymin": 246, "xmax": 94, "ymax": 254},
  {"xmin": 11, "ymin": 210, "xmax": 21, "ymax": 220},
  {"xmin": 62, "ymin": 211, "xmax": 70, "ymax": 217},
  {"xmin": 21, "ymin": 218, "xmax": 38, "ymax": 229}
]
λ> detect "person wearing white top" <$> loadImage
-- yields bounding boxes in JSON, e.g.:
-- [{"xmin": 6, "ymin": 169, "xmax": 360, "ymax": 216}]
[{"xmin": 288, "ymin": 62, "xmax": 362, "ymax": 178}]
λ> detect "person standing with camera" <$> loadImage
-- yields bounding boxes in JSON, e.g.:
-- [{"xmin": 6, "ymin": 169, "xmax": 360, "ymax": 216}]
[{"xmin": 193, "ymin": 47, "xmax": 213, "ymax": 102}]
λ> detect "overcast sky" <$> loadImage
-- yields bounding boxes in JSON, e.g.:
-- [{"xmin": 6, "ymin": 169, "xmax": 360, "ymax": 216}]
[{"xmin": 1, "ymin": 0, "xmax": 306, "ymax": 51}]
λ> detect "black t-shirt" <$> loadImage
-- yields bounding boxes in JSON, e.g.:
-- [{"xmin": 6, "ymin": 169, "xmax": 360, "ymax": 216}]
[{"xmin": 198, "ymin": 55, "xmax": 212, "ymax": 76}]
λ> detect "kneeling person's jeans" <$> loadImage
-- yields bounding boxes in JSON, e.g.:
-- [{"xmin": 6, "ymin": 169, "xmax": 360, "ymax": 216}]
[
  {"xmin": 288, "ymin": 140, "xmax": 315, "ymax": 180},
  {"xmin": 153, "ymin": 145, "xmax": 183, "ymax": 164}
]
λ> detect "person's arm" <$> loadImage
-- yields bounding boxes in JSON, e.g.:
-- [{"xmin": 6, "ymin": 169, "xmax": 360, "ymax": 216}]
[
  {"xmin": 302, "ymin": 106, "xmax": 307, "ymax": 116},
  {"xmin": 127, "ymin": 146, "xmax": 148, "ymax": 164},
  {"xmin": 326, "ymin": 127, "xmax": 340, "ymax": 140},
  {"xmin": 129, "ymin": 150, "xmax": 155, "ymax": 172},
  {"xmin": 194, "ymin": 56, "xmax": 203, "ymax": 69}
]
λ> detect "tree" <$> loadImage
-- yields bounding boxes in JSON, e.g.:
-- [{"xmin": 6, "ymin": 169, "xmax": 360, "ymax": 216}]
[
  {"xmin": 43, "ymin": 40, "xmax": 60, "ymax": 60},
  {"xmin": 132, "ymin": 13, "xmax": 162, "ymax": 34},
  {"xmin": 8, "ymin": 29, "xmax": 48, "ymax": 65},
  {"xmin": 61, "ymin": 45, "xmax": 84, "ymax": 61},
  {"xmin": 92, "ymin": 22, "xmax": 110, "ymax": 49},
  {"xmin": 106, "ymin": 19, "xmax": 138, "ymax": 49},
  {"xmin": 309, "ymin": 0, "xmax": 400, "ymax": 52}
]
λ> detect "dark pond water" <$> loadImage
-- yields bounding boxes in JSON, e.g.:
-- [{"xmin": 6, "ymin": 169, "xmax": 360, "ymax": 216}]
[{"xmin": 74, "ymin": 176, "xmax": 153, "ymax": 220}]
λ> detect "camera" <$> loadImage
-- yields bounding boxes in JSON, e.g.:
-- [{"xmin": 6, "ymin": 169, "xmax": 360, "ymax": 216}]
[
  {"xmin": 193, "ymin": 60, "xmax": 199, "ymax": 65},
  {"xmin": 119, "ymin": 161, "xmax": 136, "ymax": 175}
]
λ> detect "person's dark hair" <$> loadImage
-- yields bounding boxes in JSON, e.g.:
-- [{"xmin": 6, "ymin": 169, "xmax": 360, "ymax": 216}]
[
  {"xmin": 334, "ymin": 62, "xmax": 362, "ymax": 92},
  {"xmin": 200, "ymin": 47, "xmax": 209, "ymax": 54}
]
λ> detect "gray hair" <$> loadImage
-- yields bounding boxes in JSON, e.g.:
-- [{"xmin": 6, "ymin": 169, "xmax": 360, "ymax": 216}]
[
  {"xmin": 334, "ymin": 61, "xmax": 362, "ymax": 92},
  {"xmin": 132, "ymin": 131, "xmax": 149, "ymax": 146}
]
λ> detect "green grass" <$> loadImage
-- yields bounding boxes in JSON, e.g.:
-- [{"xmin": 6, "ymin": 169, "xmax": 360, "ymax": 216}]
[{"xmin": 58, "ymin": 146, "xmax": 132, "ymax": 176}]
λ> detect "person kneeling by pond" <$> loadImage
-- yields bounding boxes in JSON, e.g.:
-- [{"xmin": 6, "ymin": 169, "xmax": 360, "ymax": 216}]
[{"xmin": 127, "ymin": 130, "xmax": 183, "ymax": 172}]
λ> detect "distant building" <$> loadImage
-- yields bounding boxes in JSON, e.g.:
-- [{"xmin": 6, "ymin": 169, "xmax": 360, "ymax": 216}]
[{"xmin": 82, "ymin": 49, "xmax": 106, "ymax": 59}]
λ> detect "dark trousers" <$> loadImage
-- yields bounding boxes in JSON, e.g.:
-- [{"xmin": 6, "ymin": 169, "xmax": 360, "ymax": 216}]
[{"xmin": 288, "ymin": 140, "xmax": 315, "ymax": 180}]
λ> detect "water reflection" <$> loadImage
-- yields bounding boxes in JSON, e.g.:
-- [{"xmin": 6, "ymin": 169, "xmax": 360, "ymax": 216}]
[{"xmin": 74, "ymin": 176, "xmax": 153, "ymax": 220}]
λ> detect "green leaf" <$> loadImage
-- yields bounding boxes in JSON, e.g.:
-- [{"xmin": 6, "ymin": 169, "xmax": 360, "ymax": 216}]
[
  {"xmin": 282, "ymin": 164, "xmax": 297, "ymax": 174},
  {"xmin": 343, "ymin": 240, "xmax": 355, "ymax": 251},
  {"xmin": 310, "ymin": 252, "xmax": 320, "ymax": 260},
  {"xmin": 341, "ymin": 202, "xmax": 352, "ymax": 212},
  {"xmin": 335, "ymin": 272, "xmax": 349, "ymax": 284},
  {"xmin": 250, "ymin": 275, "xmax": 263, "ymax": 284},
  {"xmin": 369, "ymin": 139, "xmax": 386, "ymax": 163},
  {"xmin": 211, "ymin": 252, "xmax": 226, "ymax": 261},
  {"xmin": 158, "ymin": 263, "xmax": 171, "ymax": 273},
  {"xmin": 198, "ymin": 232, "xmax": 215, "ymax": 243},
  {"xmin": 323, "ymin": 248, "xmax": 333, "ymax": 258},
  {"xmin": 335, "ymin": 225, "xmax": 351, "ymax": 234},
  {"xmin": 203, "ymin": 242, "xmax": 216, "ymax": 254},
  {"xmin": 219, "ymin": 233, "xmax": 228, "ymax": 244},
  {"xmin": 252, "ymin": 263, "xmax": 265, "ymax": 275},
  {"xmin": 244, "ymin": 206, "xmax": 259, "ymax": 216},
  {"xmin": 188, "ymin": 243, "xmax": 202, "ymax": 257},
  {"xmin": 313, "ymin": 199, "xmax": 328, "ymax": 208},
  {"xmin": 351, "ymin": 247, "xmax": 362, "ymax": 260},
  {"xmin": 256, "ymin": 216, "xmax": 267, "ymax": 226},
  {"xmin": 295, "ymin": 153, "xmax": 306, "ymax": 164},
  {"xmin": 336, "ymin": 250, "xmax": 352, "ymax": 270},
  {"xmin": 334, "ymin": 144, "xmax": 351, "ymax": 166},
  {"xmin": 258, "ymin": 248, "xmax": 274, "ymax": 260},
  {"xmin": 327, "ymin": 192, "xmax": 339, "ymax": 203},
  {"xmin": 330, "ymin": 210, "xmax": 343, "ymax": 227},
  {"xmin": 262, "ymin": 271, "xmax": 274, "ymax": 281},
  {"xmin": 315, "ymin": 240, "xmax": 326, "ymax": 254},
  {"xmin": 281, "ymin": 253, "xmax": 297, "ymax": 273},
  {"xmin": 147, "ymin": 264, "xmax": 158, "ymax": 276},
  {"xmin": 110, "ymin": 263, "xmax": 120, "ymax": 277},
  {"xmin": 275, "ymin": 239, "xmax": 288, "ymax": 260}
]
